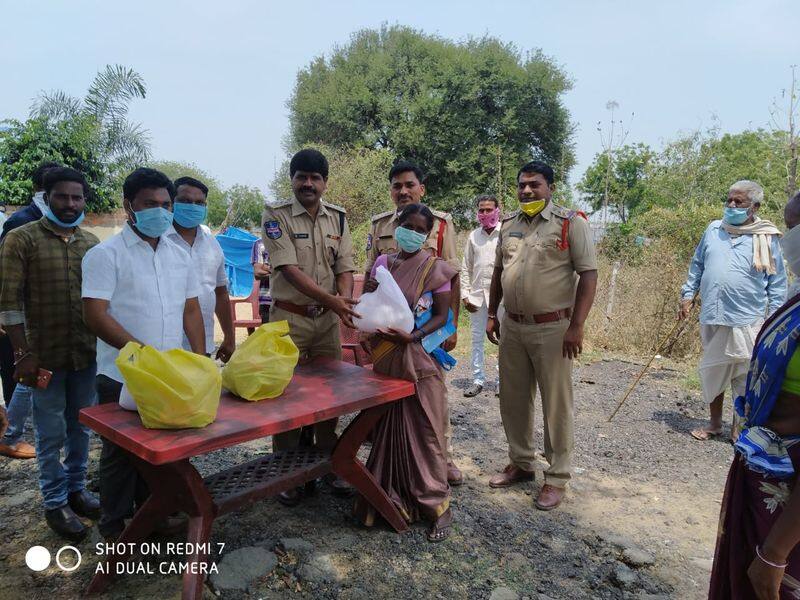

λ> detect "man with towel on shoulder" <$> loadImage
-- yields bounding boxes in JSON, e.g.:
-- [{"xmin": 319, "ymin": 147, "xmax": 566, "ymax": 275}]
[{"xmin": 679, "ymin": 180, "xmax": 787, "ymax": 441}]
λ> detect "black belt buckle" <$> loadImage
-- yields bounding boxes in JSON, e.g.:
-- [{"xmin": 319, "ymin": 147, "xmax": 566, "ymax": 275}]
[{"xmin": 306, "ymin": 305, "xmax": 324, "ymax": 318}]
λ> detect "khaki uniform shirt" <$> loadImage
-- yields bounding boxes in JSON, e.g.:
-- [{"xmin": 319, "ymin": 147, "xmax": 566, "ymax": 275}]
[
  {"xmin": 262, "ymin": 199, "xmax": 356, "ymax": 304},
  {"xmin": 364, "ymin": 209, "xmax": 459, "ymax": 274},
  {"xmin": 496, "ymin": 202, "xmax": 597, "ymax": 315}
]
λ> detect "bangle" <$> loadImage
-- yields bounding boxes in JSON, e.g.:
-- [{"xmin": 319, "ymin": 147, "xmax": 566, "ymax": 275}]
[
  {"xmin": 756, "ymin": 546, "xmax": 788, "ymax": 569},
  {"xmin": 488, "ymin": 314, "xmax": 497, "ymax": 320},
  {"xmin": 413, "ymin": 330, "xmax": 425, "ymax": 343}
]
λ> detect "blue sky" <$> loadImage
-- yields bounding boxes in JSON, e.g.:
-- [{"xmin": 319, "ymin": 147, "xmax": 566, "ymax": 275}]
[{"xmin": 2, "ymin": 0, "xmax": 798, "ymax": 195}]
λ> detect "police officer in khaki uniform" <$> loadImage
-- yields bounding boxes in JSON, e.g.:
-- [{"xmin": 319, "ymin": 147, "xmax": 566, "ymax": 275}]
[
  {"xmin": 486, "ymin": 160, "xmax": 597, "ymax": 511},
  {"xmin": 363, "ymin": 161, "xmax": 465, "ymax": 485},
  {"xmin": 262, "ymin": 149, "xmax": 359, "ymax": 506}
]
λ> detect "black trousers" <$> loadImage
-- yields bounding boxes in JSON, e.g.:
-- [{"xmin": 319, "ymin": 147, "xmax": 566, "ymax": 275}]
[
  {"xmin": 0, "ymin": 334, "xmax": 16, "ymax": 407},
  {"xmin": 96, "ymin": 374, "xmax": 149, "ymax": 537}
]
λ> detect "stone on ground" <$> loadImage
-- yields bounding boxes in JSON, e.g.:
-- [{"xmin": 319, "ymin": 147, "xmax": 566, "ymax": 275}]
[{"xmin": 210, "ymin": 546, "xmax": 277, "ymax": 591}]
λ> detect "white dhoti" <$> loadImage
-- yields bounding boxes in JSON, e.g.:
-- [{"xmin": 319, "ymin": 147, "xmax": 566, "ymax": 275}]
[{"xmin": 698, "ymin": 321, "xmax": 762, "ymax": 404}]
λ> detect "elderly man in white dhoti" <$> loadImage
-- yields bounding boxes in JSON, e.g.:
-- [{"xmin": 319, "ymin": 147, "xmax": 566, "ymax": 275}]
[{"xmin": 678, "ymin": 180, "xmax": 787, "ymax": 441}]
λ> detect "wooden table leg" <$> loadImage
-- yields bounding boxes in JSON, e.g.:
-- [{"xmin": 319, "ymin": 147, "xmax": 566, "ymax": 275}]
[
  {"xmin": 330, "ymin": 402, "xmax": 410, "ymax": 533},
  {"xmin": 86, "ymin": 456, "xmax": 218, "ymax": 600}
]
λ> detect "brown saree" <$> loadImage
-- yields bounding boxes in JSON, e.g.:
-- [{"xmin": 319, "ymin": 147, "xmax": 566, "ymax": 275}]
[{"xmin": 354, "ymin": 249, "xmax": 457, "ymax": 525}]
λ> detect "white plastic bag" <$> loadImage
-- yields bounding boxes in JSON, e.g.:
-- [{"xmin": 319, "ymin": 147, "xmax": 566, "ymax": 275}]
[
  {"xmin": 119, "ymin": 384, "xmax": 138, "ymax": 412},
  {"xmin": 353, "ymin": 265, "xmax": 414, "ymax": 333}
]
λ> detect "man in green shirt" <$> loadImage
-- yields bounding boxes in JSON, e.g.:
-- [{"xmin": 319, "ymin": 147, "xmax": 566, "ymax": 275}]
[{"xmin": 0, "ymin": 167, "xmax": 100, "ymax": 540}]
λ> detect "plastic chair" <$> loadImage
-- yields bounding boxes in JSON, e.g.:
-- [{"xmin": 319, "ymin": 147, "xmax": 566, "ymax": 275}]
[
  {"xmin": 341, "ymin": 274, "xmax": 371, "ymax": 366},
  {"xmin": 230, "ymin": 278, "xmax": 263, "ymax": 335}
]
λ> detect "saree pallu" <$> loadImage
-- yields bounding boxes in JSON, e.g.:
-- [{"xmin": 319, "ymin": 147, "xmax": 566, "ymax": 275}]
[{"xmin": 709, "ymin": 442, "xmax": 800, "ymax": 599}]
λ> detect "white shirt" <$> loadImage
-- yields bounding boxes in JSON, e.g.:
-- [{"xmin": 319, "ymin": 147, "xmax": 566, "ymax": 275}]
[
  {"xmin": 165, "ymin": 225, "xmax": 228, "ymax": 352},
  {"xmin": 460, "ymin": 226, "xmax": 500, "ymax": 307},
  {"xmin": 81, "ymin": 223, "xmax": 201, "ymax": 382}
]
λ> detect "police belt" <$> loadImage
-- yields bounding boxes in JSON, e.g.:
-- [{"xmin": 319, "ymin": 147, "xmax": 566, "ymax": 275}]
[
  {"xmin": 274, "ymin": 300, "xmax": 330, "ymax": 318},
  {"xmin": 506, "ymin": 307, "xmax": 571, "ymax": 324}
]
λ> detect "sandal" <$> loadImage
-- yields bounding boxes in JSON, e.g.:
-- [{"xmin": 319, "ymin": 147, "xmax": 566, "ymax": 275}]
[
  {"xmin": 426, "ymin": 509, "xmax": 452, "ymax": 543},
  {"xmin": 690, "ymin": 428, "xmax": 723, "ymax": 441}
]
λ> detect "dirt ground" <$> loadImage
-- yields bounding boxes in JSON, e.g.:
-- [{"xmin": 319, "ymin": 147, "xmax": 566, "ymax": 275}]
[{"xmin": 0, "ymin": 351, "xmax": 733, "ymax": 600}]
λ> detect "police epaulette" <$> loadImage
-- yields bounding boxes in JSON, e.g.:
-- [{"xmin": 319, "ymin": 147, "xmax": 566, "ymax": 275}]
[
  {"xmin": 502, "ymin": 210, "xmax": 520, "ymax": 221},
  {"xmin": 372, "ymin": 210, "xmax": 395, "ymax": 222},
  {"xmin": 323, "ymin": 201, "xmax": 346, "ymax": 213},
  {"xmin": 431, "ymin": 208, "xmax": 451, "ymax": 220}
]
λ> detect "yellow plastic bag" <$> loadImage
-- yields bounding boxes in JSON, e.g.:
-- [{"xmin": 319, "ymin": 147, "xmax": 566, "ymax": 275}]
[
  {"xmin": 222, "ymin": 320, "xmax": 299, "ymax": 401},
  {"xmin": 116, "ymin": 342, "xmax": 221, "ymax": 429}
]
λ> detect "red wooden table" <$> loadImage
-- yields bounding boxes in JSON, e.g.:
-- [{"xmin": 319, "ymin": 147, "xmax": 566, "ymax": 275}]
[{"xmin": 79, "ymin": 358, "xmax": 414, "ymax": 599}]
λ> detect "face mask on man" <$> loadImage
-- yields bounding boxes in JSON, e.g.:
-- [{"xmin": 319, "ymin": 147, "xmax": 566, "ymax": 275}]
[
  {"xmin": 781, "ymin": 225, "xmax": 800, "ymax": 278},
  {"xmin": 519, "ymin": 199, "xmax": 546, "ymax": 217},
  {"xmin": 394, "ymin": 226, "xmax": 427, "ymax": 253},
  {"xmin": 723, "ymin": 206, "xmax": 750, "ymax": 225},
  {"xmin": 173, "ymin": 203, "xmax": 207, "ymax": 228},
  {"xmin": 130, "ymin": 207, "xmax": 174, "ymax": 238},
  {"xmin": 43, "ymin": 204, "xmax": 85, "ymax": 228},
  {"xmin": 32, "ymin": 191, "xmax": 48, "ymax": 215},
  {"xmin": 477, "ymin": 208, "xmax": 500, "ymax": 229}
]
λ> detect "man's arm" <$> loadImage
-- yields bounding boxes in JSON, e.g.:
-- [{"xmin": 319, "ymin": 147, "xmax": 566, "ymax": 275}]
[
  {"xmin": 183, "ymin": 297, "xmax": 206, "ymax": 355},
  {"xmin": 679, "ymin": 232, "xmax": 707, "ymax": 319},
  {"xmin": 363, "ymin": 221, "xmax": 379, "ymax": 279},
  {"xmin": 83, "ymin": 298, "xmax": 141, "ymax": 349},
  {"xmin": 280, "ymin": 266, "xmax": 360, "ymax": 328},
  {"xmin": 563, "ymin": 270, "xmax": 598, "ymax": 359},
  {"xmin": 214, "ymin": 285, "xmax": 235, "ymax": 362},
  {"xmin": 336, "ymin": 271, "xmax": 354, "ymax": 299},
  {"xmin": 460, "ymin": 235, "xmax": 474, "ymax": 307},
  {"xmin": 486, "ymin": 265, "xmax": 504, "ymax": 345},
  {"xmin": 766, "ymin": 236, "xmax": 788, "ymax": 315},
  {"xmin": 0, "ymin": 231, "xmax": 37, "ymax": 384}
]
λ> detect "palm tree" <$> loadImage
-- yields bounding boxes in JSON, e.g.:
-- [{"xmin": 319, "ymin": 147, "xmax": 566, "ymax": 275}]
[{"xmin": 30, "ymin": 64, "xmax": 151, "ymax": 171}]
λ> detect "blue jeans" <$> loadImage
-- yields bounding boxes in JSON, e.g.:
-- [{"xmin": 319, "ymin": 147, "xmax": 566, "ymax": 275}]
[
  {"xmin": 31, "ymin": 364, "xmax": 98, "ymax": 510},
  {"xmin": 1, "ymin": 384, "xmax": 33, "ymax": 446}
]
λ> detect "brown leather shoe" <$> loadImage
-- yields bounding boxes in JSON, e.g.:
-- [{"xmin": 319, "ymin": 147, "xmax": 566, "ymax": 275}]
[
  {"xmin": 535, "ymin": 484, "xmax": 565, "ymax": 511},
  {"xmin": 447, "ymin": 462, "xmax": 463, "ymax": 486},
  {"xmin": 489, "ymin": 464, "xmax": 534, "ymax": 488},
  {"xmin": 0, "ymin": 440, "xmax": 35, "ymax": 459}
]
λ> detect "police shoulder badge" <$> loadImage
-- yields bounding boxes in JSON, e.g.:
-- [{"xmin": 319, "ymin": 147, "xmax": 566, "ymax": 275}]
[
  {"xmin": 264, "ymin": 220, "xmax": 282, "ymax": 239},
  {"xmin": 365, "ymin": 233, "xmax": 373, "ymax": 250}
]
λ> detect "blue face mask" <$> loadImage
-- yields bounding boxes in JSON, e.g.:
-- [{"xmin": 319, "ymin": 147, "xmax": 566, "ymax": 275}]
[
  {"xmin": 173, "ymin": 202, "xmax": 207, "ymax": 228},
  {"xmin": 44, "ymin": 204, "xmax": 85, "ymax": 228},
  {"xmin": 394, "ymin": 226, "xmax": 427, "ymax": 253},
  {"xmin": 131, "ymin": 207, "xmax": 174, "ymax": 238},
  {"xmin": 723, "ymin": 206, "xmax": 750, "ymax": 225}
]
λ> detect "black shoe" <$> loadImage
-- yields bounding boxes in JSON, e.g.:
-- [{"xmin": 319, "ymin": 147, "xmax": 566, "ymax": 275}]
[
  {"xmin": 68, "ymin": 489, "xmax": 101, "ymax": 519},
  {"xmin": 278, "ymin": 487, "xmax": 302, "ymax": 507},
  {"xmin": 463, "ymin": 383, "xmax": 483, "ymax": 397},
  {"xmin": 323, "ymin": 473, "xmax": 353, "ymax": 498},
  {"xmin": 45, "ymin": 505, "xmax": 87, "ymax": 541}
]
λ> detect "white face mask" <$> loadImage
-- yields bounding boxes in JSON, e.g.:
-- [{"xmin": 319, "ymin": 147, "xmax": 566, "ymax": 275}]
[
  {"xmin": 32, "ymin": 191, "xmax": 47, "ymax": 214},
  {"xmin": 781, "ymin": 225, "xmax": 800, "ymax": 278}
]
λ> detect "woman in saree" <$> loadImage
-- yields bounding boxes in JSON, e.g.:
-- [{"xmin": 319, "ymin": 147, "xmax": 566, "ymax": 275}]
[
  {"xmin": 353, "ymin": 203, "xmax": 456, "ymax": 542},
  {"xmin": 710, "ymin": 192, "xmax": 800, "ymax": 600}
]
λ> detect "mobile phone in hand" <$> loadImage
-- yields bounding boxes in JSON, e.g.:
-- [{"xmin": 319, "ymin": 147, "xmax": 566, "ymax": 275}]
[{"xmin": 36, "ymin": 368, "xmax": 52, "ymax": 389}]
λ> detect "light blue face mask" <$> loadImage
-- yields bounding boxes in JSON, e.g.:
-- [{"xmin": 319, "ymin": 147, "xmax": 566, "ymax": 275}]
[
  {"xmin": 723, "ymin": 206, "xmax": 750, "ymax": 225},
  {"xmin": 173, "ymin": 202, "xmax": 207, "ymax": 228},
  {"xmin": 394, "ymin": 225, "xmax": 427, "ymax": 253},
  {"xmin": 44, "ymin": 204, "xmax": 85, "ymax": 228},
  {"xmin": 131, "ymin": 207, "xmax": 174, "ymax": 238}
]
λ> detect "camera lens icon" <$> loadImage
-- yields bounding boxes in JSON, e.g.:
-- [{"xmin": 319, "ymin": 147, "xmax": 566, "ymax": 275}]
[{"xmin": 25, "ymin": 545, "xmax": 82, "ymax": 572}]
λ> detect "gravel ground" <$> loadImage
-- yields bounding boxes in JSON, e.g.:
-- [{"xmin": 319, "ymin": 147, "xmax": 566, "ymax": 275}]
[{"xmin": 0, "ymin": 354, "xmax": 733, "ymax": 599}]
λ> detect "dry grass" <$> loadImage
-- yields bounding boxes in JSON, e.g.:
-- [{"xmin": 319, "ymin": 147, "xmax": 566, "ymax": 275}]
[{"xmin": 585, "ymin": 242, "xmax": 702, "ymax": 359}]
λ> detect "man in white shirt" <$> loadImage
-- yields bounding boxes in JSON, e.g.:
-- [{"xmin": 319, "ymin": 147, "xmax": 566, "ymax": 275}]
[
  {"xmin": 461, "ymin": 194, "xmax": 501, "ymax": 397},
  {"xmin": 165, "ymin": 176, "xmax": 235, "ymax": 362},
  {"xmin": 82, "ymin": 167, "xmax": 206, "ymax": 540}
]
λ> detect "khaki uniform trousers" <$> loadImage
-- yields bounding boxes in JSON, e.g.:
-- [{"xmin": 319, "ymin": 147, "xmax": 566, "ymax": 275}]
[
  {"xmin": 498, "ymin": 316, "xmax": 574, "ymax": 488},
  {"xmin": 270, "ymin": 306, "xmax": 342, "ymax": 452}
]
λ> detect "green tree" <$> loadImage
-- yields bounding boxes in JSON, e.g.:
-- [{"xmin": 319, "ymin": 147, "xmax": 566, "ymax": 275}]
[
  {"xmin": 148, "ymin": 160, "xmax": 227, "ymax": 227},
  {"xmin": 577, "ymin": 143, "xmax": 654, "ymax": 221},
  {"xmin": 0, "ymin": 116, "xmax": 116, "ymax": 210},
  {"xmin": 287, "ymin": 25, "xmax": 574, "ymax": 223},
  {"xmin": 30, "ymin": 64, "xmax": 151, "ymax": 173},
  {"xmin": 220, "ymin": 184, "xmax": 265, "ymax": 230}
]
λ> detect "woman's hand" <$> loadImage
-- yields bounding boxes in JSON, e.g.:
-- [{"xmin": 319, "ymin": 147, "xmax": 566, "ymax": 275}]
[
  {"xmin": 376, "ymin": 328, "xmax": 414, "ymax": 345},
  {"xmin": 363, "ymin": 278, "xmax": 379, "ymax": 293},
  {"xmin": 747, "ymin": 553, "xmax": 785, "ymax": 600}
]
